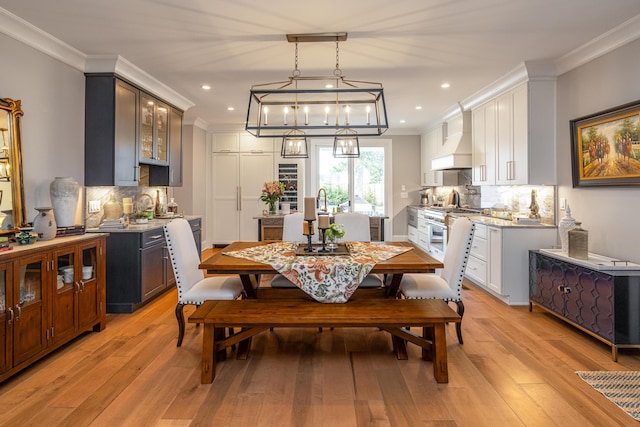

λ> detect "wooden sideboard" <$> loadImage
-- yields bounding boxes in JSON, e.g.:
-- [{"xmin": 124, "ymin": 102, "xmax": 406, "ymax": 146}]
[
  {"xmin": 529, "ymin": 250, "xmax": 640, "ymax": 361},
  {"xmin": 0, "ymin": 234, "xmax": 107, "ymax": 382},
  {"xmin": 256, "ymin": 215, "xmax": 386, "ymax": 242}
]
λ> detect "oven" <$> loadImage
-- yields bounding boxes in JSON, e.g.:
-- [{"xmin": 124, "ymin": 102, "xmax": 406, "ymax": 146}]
[
  {"xmin": 407, "ymin": 206, "xmax": 418, "ymax": 228},
  {"xmin": 422, "ymin": 209, "xmax": 448, "ymax": 261}
]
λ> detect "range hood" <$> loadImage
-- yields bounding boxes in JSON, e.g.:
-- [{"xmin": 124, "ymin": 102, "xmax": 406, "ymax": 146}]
[{"xmin": 431, "ymin": 109, "xmax": 472, "ymax": 171}]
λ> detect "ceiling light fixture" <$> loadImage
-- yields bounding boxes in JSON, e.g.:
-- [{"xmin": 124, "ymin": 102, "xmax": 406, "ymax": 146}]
[
  {"xmin": 201, "ymin": 84, "xmax": 211, "ymax": 90},
  {"xmin": 441, "ymin": 83, "xmax": 450, "ymax": 89},
  {"xmin": 245, "ymin": 32, "xmax": 388, "ymax": 158}
]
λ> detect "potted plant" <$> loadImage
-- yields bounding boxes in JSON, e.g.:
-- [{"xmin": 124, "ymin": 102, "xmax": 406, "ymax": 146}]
[{"xmin": 259, "ymin": 181, "xmax": 285, "ymax": 215}]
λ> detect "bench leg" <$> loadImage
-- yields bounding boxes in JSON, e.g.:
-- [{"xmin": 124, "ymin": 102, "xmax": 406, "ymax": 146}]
[
  {"xmin": 201, "ymin": 324, "xmax": 216, "ymax": 384},
  {"xmin": 432, "ymin": 323, "xmax": 449, "ymax": 383},
  {"xmin": 422, "ymin": 326, "xmax": 434, "ymax": 361}
]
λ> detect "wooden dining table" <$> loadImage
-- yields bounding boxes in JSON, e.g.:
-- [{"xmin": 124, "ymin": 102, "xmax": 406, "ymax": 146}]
[
  {"xmin": 198, "ymin": 240, "xmax": 446, "ymax": 360},
  {"xmin": 199, "ymin": 241, "xmax": 443, "ymax": 298}
]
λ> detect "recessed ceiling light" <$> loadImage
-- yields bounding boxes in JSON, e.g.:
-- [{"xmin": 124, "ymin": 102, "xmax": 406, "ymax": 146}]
[
  {"xmin": 415, "ymin": 106, "xmax": 422, "ymax": 110},
  {"xmin": 201, "ymin": 84, "xmax": 211, "ymax": 90},
  {"xmin": 325, "ymin": 84, "xmax": 334, "ymax": 89},
  {"xmin": 400, "ymin": 120, "xmax": 406, "ymax": 124},
  {"xmin": 441, "ymin": 83, "xmax": 450, "ymax": 89},
  {"xmin": 227, "ymin": 107, "xmax": 235, "ymax": 111}
]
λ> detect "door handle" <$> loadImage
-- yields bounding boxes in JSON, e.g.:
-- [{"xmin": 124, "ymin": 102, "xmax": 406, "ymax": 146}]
[
  {"xmin": 7, "ymin": 307, "xmax": 13, "ymax": 324},
  {"xmin": 15, "ymin": 304, "xmax": 21, "ymax": 321}
]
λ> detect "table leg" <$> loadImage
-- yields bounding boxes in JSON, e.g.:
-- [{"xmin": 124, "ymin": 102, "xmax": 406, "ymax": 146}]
[
  {"xmin": 432, "ymin": 323, "xmax": 449, "ymax": 383},
  {"xmin": 385, "ymin": 273, "xmax": 404, "ymax": 298},
  {"xmin": 201, "ymin": 323, "xmax": 215, "ymax": 384},
  {"xmin": 392, "ymin": 335, "xmax": 408, "ymax": 360},
  {"xmin": 240, "ymin": 274, "xmax": 258, "ymax": 299}
]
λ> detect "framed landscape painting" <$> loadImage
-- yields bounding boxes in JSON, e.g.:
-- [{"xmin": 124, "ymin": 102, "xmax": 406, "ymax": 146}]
[{"xmin": 571, "ymin": 101, "xmax": 640, "ymax": 187}]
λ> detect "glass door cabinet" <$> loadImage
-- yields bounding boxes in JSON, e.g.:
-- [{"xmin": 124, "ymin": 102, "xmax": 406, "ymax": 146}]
[{"xmin": 140, "ymin": 94, "xmax": 169, "ymax": 166}]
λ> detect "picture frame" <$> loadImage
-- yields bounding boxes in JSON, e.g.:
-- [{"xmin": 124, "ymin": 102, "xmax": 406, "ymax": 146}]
[{"xmin": 571, "ymin": 100, "xmax": 640, "ymax": 187}]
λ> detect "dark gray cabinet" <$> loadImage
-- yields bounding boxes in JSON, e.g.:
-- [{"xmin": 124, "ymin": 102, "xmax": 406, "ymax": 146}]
[
  {"xmin": 104, "ymin": 218, "xmax": 200, "ymax": 313},
  {"xmin": 529, "ymin": 250, "xmax": 640, "ymax": 361},
  {"xmin": 85, "ymin": 73, "xmax": 183, "ymax": 187}
]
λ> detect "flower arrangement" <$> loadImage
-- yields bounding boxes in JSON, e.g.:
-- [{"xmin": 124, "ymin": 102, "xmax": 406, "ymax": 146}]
[
  {"xmin": 325, "ymin": 223, "xmax": 345, "ymax": 240},
  {"xmin": 260, "ymin": 181, "xmax": 285, "ymax": 214}
]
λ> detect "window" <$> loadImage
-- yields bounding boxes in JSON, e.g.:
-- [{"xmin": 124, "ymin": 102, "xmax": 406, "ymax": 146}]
[{"xmin": 311, "ymin": 139, "xmax": 391, "ymax": 216}]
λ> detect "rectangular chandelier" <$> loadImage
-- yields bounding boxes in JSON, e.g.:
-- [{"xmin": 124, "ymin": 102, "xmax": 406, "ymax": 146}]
[{"xmin": 245, "ymin": 76, "xmax": 388, "ymax": 138}]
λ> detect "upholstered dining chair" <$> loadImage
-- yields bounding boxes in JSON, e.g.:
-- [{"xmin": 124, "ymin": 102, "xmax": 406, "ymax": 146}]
[
  {"xmin": 164, "ymin": 218, "xmax": 243, "ymax": 346},
  {"xmin": 333, "ymin": 212, "xmax": 383, "ymax": 288},
  {"xmin": 398, "ymin": 216, "xmax": 475, "ymax": 344},
  {"xmin": 270, "ymin": 212, "xmax": 305, "ymax": 288}
]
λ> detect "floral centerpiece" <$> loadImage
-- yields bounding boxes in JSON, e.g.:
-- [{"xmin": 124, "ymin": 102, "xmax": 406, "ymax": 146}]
[
  {"xmin": 325, "ymin": 223, "xmax": 345, "ymax": 249},
  {"xmin": 259, "ymin": 181, "xmax": 285, "ymax": 214}
]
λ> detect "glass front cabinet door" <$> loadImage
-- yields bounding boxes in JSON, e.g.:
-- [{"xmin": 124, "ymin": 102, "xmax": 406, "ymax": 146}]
[
  {"xmin": 0, "ymin": 262, "xmax": 12, "ymax": 374},
  {"xmin": 140, "ymin": 93, "xmax": 169, "ymax": 166}
]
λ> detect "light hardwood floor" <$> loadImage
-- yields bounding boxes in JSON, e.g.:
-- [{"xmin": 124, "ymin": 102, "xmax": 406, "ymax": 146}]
[{"xmin": 0, "ymin": 252, "xmax": 638, "ymax": 426}]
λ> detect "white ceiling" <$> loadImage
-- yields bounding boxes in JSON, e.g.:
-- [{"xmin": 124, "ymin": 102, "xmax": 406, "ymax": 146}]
[{"xmin": 2, "ymin": 0, "xmax": 640, "ymax": 133}]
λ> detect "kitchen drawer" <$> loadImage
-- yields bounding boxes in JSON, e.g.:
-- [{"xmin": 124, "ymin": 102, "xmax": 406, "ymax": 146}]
[
  {"xmin": 470, "ymin": 234, "xmax": 487, "ymax": 261},
  {"xmin": 417, "ymin": 232, "xmax": 429, "ymax": 252},
  {"xmin": 408, "ymin": 225, "xmax": 418, "ymax": 243},
  {"xmin": 417, "ymin": 218, "xmax": 429, "ymax": 234},
  {"xmin": 466, "ymin": 255, "xmax": 487, "ymax": 286},
  {"xmin": 474, "ymin": 223, "xmax": 487, "ymax": 239},
  {"xmin": 141, "ymin": 229, "xmax": 166, "ymax": 248}
]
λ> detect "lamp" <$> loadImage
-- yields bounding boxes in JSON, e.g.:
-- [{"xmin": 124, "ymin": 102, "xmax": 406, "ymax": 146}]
[
  {"xmin": 333, "ymin": 128, "xmax": 360, "ymax": 158},
  {"xmin": 245, "ymin": 33, "xmax": 388, "ymax": 144},
  {"xmin": 281, "ymin": 129, "xmax": 309, "ymax": 158}
]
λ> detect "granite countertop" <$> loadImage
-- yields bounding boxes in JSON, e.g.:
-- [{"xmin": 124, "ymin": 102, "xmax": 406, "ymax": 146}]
[
  {"xmin": 86, "ymin": 215, "xmax": 200, "ymax": 233},
  {"xmin": 466, "ymin": 215, "xmax": 556, "ymax": 229}
]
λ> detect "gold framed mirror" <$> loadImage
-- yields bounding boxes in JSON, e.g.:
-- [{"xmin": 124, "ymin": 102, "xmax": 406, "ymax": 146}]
[{"xmin": 0, "ymin": 98, "xmax": 26, "ymax": 232}]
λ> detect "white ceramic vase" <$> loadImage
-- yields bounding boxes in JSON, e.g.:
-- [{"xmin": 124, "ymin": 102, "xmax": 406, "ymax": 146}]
[
  {"xmin": 33, "ymin": 207, "xmax": 57, "ymax": 241},
  {"xmin": 50, "ymin": 176, "xmax": 80, "ymax": 227},
  {"xmin": 558, "ymin": 204, "xmax": 576, "ymax": 254}
]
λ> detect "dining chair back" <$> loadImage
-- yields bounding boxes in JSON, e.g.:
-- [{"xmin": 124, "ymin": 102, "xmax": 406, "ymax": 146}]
[
  {"xmin": 399, "ymin": 216, "xmax": 475, "ymax": 344},
  {"xmin": 333, "ymin": 212, "xmax": 370, "ymax": 241},
  {"xmin": 164, "ymin": 218, "xmax": 243, "ymax": 346},
  {"xmin": 281, "ymin": 212, "xmax": 306, "ymax": 242},
  {"xmin": 333, "ymin": 211, "xmax": 382, "ymax": 288}
]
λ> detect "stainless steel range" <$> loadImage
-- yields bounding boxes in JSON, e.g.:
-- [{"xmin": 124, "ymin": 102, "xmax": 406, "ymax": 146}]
[{"xmin": 418, "ymin": 206, "xmax": 481, "ymax": 261}]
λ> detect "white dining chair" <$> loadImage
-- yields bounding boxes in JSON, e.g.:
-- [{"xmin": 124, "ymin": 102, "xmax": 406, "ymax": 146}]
[
  {"xmin": 398, "ymin": 216, "xmax": 475, "ymax": 344},
  {"xmin": 334, "ymin": 212, "xmax": 383, "ymax": 288},
  {"xmin": 164, "ymin": 218, "xmax": 243, "ymax": 346}
]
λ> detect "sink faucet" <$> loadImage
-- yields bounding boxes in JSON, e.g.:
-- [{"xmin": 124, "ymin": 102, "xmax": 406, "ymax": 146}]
[{"xmin": 317, "ymin": 188, "xmax": 328, "ymax": 213}]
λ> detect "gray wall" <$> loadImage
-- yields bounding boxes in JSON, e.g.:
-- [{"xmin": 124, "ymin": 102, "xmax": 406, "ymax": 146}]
[
  {"xmin": 0, "ymin": 33, "xmax": 85, "ymax": 220},
  {"xmin": 389, "ymin": 134, "xmax": 421, "ymax": 239},
  {"xmin": 556, "ymin": 37, "xmax": 640, "ymax": 262}
]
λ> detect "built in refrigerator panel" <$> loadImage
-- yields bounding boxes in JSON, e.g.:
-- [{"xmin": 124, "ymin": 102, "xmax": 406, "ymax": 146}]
[{"xmin": 278, "ymin": 162, "xmax": 302, "ymax": 212}]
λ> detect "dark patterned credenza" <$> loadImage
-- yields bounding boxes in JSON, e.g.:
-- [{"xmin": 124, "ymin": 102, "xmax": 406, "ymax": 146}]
[{"xmin": 529, "ymin": 250, "xmax": 640, "ymax": 361}]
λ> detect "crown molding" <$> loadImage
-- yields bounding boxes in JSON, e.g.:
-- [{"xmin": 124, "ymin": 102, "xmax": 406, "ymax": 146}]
[
  {"xmin": 184, "ymin": 117, "xmax": 209, "ymax": 130},
  {"xmin": 555, "ymin": 14, "xmax": 640, "ymax": 75},
  {"xmin": 85, "ymin": 55, "xmax": 194, "ymax": 111},
  {"xmin": 0, "ymin": 7, "xmax": 86, "ymax": 71}
]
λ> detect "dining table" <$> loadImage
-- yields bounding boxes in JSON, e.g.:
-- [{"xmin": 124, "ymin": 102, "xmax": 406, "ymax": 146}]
[
  {"xmin": 199, "ymin": 240, "xmax": 444, "ymax": 299},
  {"xmin": 198, "ymin": 240, "xmax": 445, "ymax": 360}
]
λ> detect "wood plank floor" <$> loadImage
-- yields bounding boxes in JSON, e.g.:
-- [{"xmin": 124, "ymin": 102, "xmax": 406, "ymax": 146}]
[{"xmin": 0, "ymin": 250, "xmax": 639, "ymax": 426}]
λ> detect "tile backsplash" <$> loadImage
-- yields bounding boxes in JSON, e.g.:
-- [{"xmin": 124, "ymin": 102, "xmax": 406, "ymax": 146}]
[{"xmin": 85, "ymin": 186, "xmax": 168, "ymax": 228}]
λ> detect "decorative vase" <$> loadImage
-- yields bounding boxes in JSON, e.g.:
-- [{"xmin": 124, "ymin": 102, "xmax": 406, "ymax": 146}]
[
  {"xmin": 558, "ymin": 204, "xmax": 576, "ymax": 254},
  {"xmin": 50, "ymin": 177, "xmax": 80, "ymax": 227},
  {"xmin": 268, "ymin": 201, "xmax": 277, "ymax": 215},
  {"xmin": 103, "ymin": 193, "xmax": 122, "ymax": 220},
  {"xmin": 33, "ymin": 207, "xmax": 57, "ymax": 241}
]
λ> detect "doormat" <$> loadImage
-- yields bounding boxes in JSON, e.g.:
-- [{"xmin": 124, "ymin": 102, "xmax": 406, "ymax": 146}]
[{"xmin": 576, "ymin": 371, "xmax": 640, "ymax": 421}]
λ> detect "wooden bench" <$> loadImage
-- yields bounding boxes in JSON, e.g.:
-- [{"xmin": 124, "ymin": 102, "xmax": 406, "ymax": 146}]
[{"xmin": 188, "ymin": 293, "xmax": 461, "ymax": 384}]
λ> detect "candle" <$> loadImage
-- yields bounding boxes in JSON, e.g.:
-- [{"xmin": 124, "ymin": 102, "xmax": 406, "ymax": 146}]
[
  {"xmin": 324, "ymin": 106, "xmax": 330, "ymax": 125},
  {"xmin": 284, "ymin": 107, "xmax": 289, "ymax": 125},
  {"xmin": 304, "ymin": 197, "xmax": 316, "ymax": 220},
  {"xmin": 345, "ymin": 105, "xmax": 350, "ymax": 125},
  {"xmin": 304, "ymin": 106, "xmax": 309, "ymax": 125},
  {"xmin": 303, "ymin": 222, "xmax": 315, "ymax": 236},
  {"xmin": 123, "ymin": 203, "xmax": 133, "ymax": 214},
  {"xmin": 366, "ymin": 105, "xmax": 371, "ymax": 125},
  {"xmin": 263, "ymin": 107, "xmax": 269, "ymax": 125},
  {"xmin": 318, "ymin": 215, "xmax": 329, "ymax": 229}
]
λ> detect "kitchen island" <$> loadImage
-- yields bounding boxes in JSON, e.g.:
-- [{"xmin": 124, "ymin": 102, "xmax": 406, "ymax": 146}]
[
  {"xmin": 87, "ymin": 216, "xmax": 201, "ymax": 312},
  {"xmin": 255, "ymin": 214, "xmax": 387, "ymax": 242}
]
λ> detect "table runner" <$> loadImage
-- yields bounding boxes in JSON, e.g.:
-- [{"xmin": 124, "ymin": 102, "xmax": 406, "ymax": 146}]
[{"xmin": 224, "ymin": 242, "xmax": 412, "ymax": 303}]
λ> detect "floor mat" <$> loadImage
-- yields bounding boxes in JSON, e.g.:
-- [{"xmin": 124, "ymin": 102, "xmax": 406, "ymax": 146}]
[{"xmin": 576, "ymin": 370, "xmax": 640, "ymax": 421}]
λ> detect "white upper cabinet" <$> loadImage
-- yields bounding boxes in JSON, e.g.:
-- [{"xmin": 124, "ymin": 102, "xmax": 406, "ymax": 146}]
[
  {"xmin": 212, "ymin": 133, "xmax": 239, "ymax": 152},
  {"xmin": 239, "ymin": 134, "xmax": 275, "ymax": 153},
  {"xmin": 420, "ymin": 125, "xmax": 443, "ymax": 187},
  {"xmin": 471, "ymin": 80, "xmax": 556, "ymax": 186}
]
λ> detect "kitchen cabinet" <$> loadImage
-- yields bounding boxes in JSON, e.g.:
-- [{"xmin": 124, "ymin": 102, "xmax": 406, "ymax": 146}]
[
  {"xmin": 464, "ymin": 221, "xmax": 556, "ymax": 305},
  {"xmin": 0, "ymin": 234, "xmax": 107, "ymax": 383},
  {"xmin": 85, "ymin": 73, "xmax": 184, "ymax": 187},
  {"xmin": 471, "ymin": 81, "xmax": 556, "ymax": 186},
  {"xmin": 420, "ymin": 127, "xmax": 443, "ymax": 187},
  {"xmin": 211, "ymin": 133, "xmax": 275, "ymax": 244},
  {"xmin": 102, "ymin": 217, "xmax": 200, "ymax": 313},
  {"xmin": 529, "ymin": 250, "xmax": 640, "ymax": 361}
]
